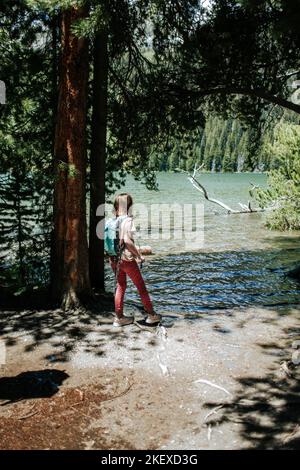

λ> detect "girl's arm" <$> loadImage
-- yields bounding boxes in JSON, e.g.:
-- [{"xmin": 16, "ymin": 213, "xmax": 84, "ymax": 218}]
[{"xmin": 124, "ymin": 237, "xmax": 144, "ymax": 262}]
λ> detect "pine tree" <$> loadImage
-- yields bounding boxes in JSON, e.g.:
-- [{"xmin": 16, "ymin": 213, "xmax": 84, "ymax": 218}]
[
  {"xmin": 256, "ymin": 123, "xmax": 300, "ymax": 230},
  {"xmin": 0, "ymin": 1, "xmax": 53, "ymax": 296},
  {"xmin": 51, "ymin": 4, "xmax": 91, "ymax": 308},
  {"xmin": 89, "ymin": 16, "xmax": 108, "ymax": 292}
]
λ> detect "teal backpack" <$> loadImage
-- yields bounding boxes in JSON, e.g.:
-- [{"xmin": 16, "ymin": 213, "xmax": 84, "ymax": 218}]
[{"xmin": 104, "ymin": 215, "xmax": 127, "ymax": 257}]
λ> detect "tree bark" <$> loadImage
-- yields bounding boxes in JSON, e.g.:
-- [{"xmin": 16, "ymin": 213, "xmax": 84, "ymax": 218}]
[
  {"xmin": 89, "ymin": 30, "xmax": 108, "ymax": 291},
  {"xmin": 51, "ymin": 5, "xmax": 91, "ymax": 308},
  {"xmin": 51, "ymin": 12, "xmax": 59, "ymax": 147}
]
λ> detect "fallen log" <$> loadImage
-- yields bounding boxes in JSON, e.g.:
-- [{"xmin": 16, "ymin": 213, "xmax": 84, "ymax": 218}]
[{"xmin": 188, "ymin": 165, "xmax": 265, "ymax": 214}]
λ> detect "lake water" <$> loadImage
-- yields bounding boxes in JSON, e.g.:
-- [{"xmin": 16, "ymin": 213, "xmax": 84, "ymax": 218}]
[{"xmin": 106, "ymin": 172, "xmax": 300, "ymax": 313}]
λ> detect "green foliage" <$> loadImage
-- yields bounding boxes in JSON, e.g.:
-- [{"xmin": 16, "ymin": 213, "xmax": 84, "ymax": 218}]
[
  {"xmin": 57, "ymin": 161, "xmax": 80, "ymax": 179},
  {"xmin": 0, "ymin": 1, "xmax": 53, "ymax": 294},
  {"xmin": 1, "ymin": 0, "xmax": 300, "ymax": 301},
  {"xmin": 26, "ymin": 0, "xmax": 84, "ymax": 12},
  {"xmin": 150, "ymin": 116, "xmax": 256, "ymax": 173},
  {"xmin": 151, "ymin": 0, "xmax": 300, "ymax": 170},
  {"xmin": 256, "ymin": 124, "xmax": 300, "ymax": 230}
]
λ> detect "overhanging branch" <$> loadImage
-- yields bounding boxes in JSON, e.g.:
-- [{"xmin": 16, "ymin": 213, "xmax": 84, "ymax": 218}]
[{"xmin": 170, "ymin": 84, "xmax": 300, "ymax": 115}]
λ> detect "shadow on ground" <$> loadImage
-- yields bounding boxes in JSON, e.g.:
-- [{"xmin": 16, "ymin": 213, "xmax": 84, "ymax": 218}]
[
  {"xmin": 0, "ymin": 291, "xmax": 176, "ymax": 364},
  {"xmin": 202, "ymin": 323, "xmax": 300, "ymax": 449},
  {"xmin": 0, "ymin": 369, "xmax": 69, "ymax": 405}
]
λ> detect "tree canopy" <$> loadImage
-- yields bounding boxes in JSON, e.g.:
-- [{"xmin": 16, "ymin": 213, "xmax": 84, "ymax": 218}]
[{"xmin": 1, "ymin": 0, "xmax": 300, "ymax": 304}]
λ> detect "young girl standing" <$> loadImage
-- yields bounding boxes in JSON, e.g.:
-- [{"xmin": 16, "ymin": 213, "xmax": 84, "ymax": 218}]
[{"xmin": 110, "ymin": 193, "xmax": 161, "ymax": 327}]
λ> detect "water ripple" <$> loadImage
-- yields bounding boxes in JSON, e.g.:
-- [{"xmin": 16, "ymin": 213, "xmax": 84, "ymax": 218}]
[{"xmin": 106, "ymin": 249, "xmax": 300, "ymax": 313}]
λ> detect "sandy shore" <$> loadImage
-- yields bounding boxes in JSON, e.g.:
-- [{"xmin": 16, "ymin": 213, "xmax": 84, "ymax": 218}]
[{"xmin": 1, "ymin": 302, "xmax": 300, "ymax": 449}]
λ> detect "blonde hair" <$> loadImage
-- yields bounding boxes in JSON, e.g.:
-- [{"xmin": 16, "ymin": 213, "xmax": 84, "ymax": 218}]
[{"xmin": 114, "ymin": 193, "xmax": 133, "ymax": 216}]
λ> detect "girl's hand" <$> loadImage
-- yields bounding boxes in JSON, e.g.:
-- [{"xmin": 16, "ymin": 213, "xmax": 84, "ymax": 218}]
[
  {"xmin": 139, "ymin": 245, "xmax": 152, "ymax": 255},
  {"xmin": 137, "ymin": 255, "xmax": 145, "ymax": 263}
]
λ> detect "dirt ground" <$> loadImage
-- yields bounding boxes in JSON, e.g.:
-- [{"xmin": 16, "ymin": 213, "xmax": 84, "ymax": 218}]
[{"xmin": 1, "ymin": 302, "xmax": 300, "ymax": 450}]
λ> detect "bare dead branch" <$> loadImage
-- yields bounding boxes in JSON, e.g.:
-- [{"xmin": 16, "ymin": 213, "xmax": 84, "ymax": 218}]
[{"xmin": 188, "ymin": 166, "xmax": 264, "ymax": 214}]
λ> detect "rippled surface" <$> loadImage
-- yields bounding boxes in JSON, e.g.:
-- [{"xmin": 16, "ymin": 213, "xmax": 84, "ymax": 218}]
[{"xmin": 106, "ymin": 173, "xmax": 300, "ymax": 313}]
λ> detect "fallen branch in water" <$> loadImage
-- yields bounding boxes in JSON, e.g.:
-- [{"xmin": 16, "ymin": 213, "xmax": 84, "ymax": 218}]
[{"xmin": 188, "ymin": 165, "xmax": 265, "ymax": 214}]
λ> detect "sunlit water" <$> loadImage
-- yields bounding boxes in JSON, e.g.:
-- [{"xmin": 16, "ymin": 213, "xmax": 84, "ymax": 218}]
[{"xmin": 106, "ymin": 173, "xmax": 300, "ymax": 313}]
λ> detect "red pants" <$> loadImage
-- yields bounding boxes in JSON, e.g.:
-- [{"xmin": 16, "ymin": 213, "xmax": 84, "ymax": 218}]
[{"xmin": 110, "ymin": 258, "xmax": 154, "ymax": 316}]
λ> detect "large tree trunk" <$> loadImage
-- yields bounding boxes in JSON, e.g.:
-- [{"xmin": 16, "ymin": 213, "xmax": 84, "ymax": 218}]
[
  {"xmin": 89, "ymin": 30, "xmax": 108, "ymax": 291},
  {"xmin": 51, "ymin": 6, "xmax": 91, "ymax": 309},
  {"xmin": 51, "ymin": 12, "xmax": 59, "ymax": 146}
]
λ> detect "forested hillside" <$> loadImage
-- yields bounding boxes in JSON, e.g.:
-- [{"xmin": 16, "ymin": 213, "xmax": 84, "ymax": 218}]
[{"xmin": 149, "ymin": 112, "xmax": 300, "ymax": 173}]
